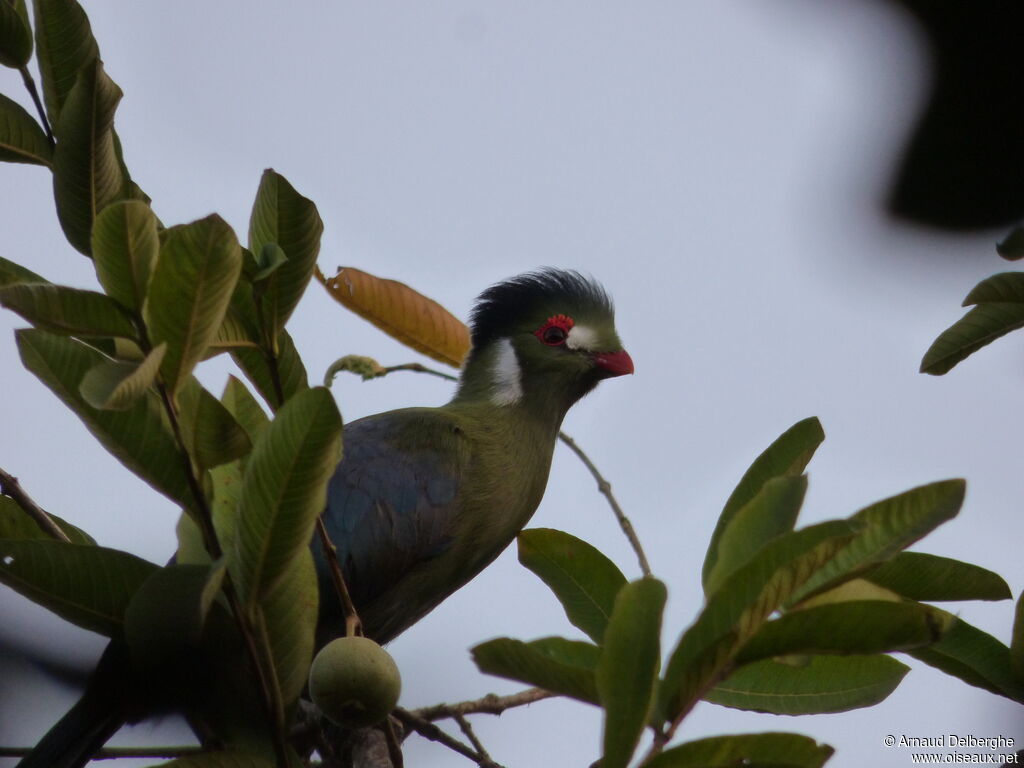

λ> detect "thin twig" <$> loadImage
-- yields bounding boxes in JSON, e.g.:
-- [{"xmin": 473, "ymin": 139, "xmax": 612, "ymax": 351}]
[
  {"xmin": 556, "ymin": 432, "xmax": 652, "ymax": 577},
  {"xmin": 391, "ymin": 709, "xmax": 484, "ymax": 765},
  {"xmin": 411, "ymin": 688, "xmax": 556, "ymax": 721},
  {"xmin": 18, "ymin": 66, "xmax": 54, "ymax": 147},
  {"xmin": 381, "ymin": 362, "xmax": 457, "ymax": 382},
  {"xmin": 344, "ymin": 361, "xmax": 652, "ymax": 576},
  {"xmin": 0, "ymin": 466, "xmax": 72, "ymax": 542},
  {"xmin": 0, "ymin": 746, "xmax": 206, "ymax": 760},
  {"xmin": 315, "ymin": 516, "xmax": 363, "ymax": 637},
  {"xmin": 452, "ymin": 713, "xmax": 500, "ymax": 768}
]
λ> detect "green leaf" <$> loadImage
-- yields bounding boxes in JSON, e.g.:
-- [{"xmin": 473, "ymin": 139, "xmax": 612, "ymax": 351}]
[
  {"xmin": 176, "ymin": 460, "xmax": 243, "ymax": 565},
  {"xmin": 247, "ymin": 169, "xmax": 323, "ymax": 336},
  {"xmin": 471, "ymin": 636, "xmax": 600, "ymax": 705},
  {"xmin": 221, "ymin": 375, "xmax": 269, "ymax": 445},
  {"xmin": 517, "ymin": 527, "xmax": 627, "ymax": 644},
  {"xmin": 0, "ymin": 283, "xmax": 136, "ymax": 338},
  {"xmin": 597, "ymin": 578, "xmax": 667, "ymax": 768},
  {"xmin": 17, "ymin": 329, "xmax": 193, "ymax": 508},
  {"xmin": 177, "ymin": 379, "xmax": 252, "ymax": 470},
  {"xmin": 921, "ymin": 304, "xmax": 1024, "ymax": 375},
  {"xmin": 123, "ymin": 562, "xmax": 224, "ymax": 674},
  {"xmin": 0, "ymin": 93, "xmax": 51, "ymax": 167},
  {"xmin": 909, "ymin": 616, "xmax": 1024, "ymax": 702},
  {"xmin": 51, "ymin": 59, "xmax": 126, "ymax": 255},
  {"xmin": 704, "ymin": 475, "xmax": 807, "ymax": 596},
  {"xmin": 1012, "ymin": 592, "xmax": 1024, "ymax": 682},
  {"xmin": 0, "ymin": 496, "xmax": 95, "ymax": 544},
  {"xmin": 997, "ymin": 228, "xmax": 1024, "ymax": 261},
  {"xmin": 703, "ymin": 417, "xmax": 824, "ymax": 591},
  {"xmin": 641, "ymin": 732, "xmax": 834, "ymax": 768},
  {"xmin": 0, "ymin": 538, "xmax": 157, "ymax": 636},
  {"xmin": 863, "ymin": 551, "xmax": 1011, "ymax": 602},
  {"xmin": 706, "ymin": 655, "xmax": 910, "ymax": 715},
  {"xmin": 231, "ymin": 386, "xmax": 341, "ymax": 609},
  {"xmin": 230, "ymin": 329, "xmax": 309, "ymax": 410},
  {"xmin": 32, "ymin": 0, "xmax": 98, "ymax": 124},
  {"xmin": 210, "ymin": 297, "xmax": 261, "ymax": 351},
  {"xmin": 736, "ymin": 601, "xmax": 949, "ymax": 664},
  {"xmin": 92, "ymin": 200, "xmax": 159, "ymax": 313},
  {"xmin": 144, "ymin": 215, "xmax": 243, "ymax": 398},
  {"xmin": 962, "ymin": 271, "xmax": 1024, "ymax": 304},
  {"xmin": 79, "ymin": 343, "xmax": 166, "ymax": 410},
  {"xmin": 260, "ymin": 547, "xmax": 318, "ymax": 705},
  {"xmin": 791, "ymin": 480, "xmax": 965, "ymax": 604},
  {"xmin": 661, "ymin": 520, "xmax": 858, "ymax": 721},
  {"xmin": 253, "ymin": 242, "xmax": 288, "ymax": 282},
  {"xmin": 0, "ymin": 0, "xmax": 32, "ymax": 68},
  {"xmin": 795, "ymin": 577, "xmax": 905, "ymax": 608},
  {"xmin": 0, "ymin": 254, "xmax": 46, "ymax": 286},
  {"xmin": 208, "ymin": 268, "xmax": 263, "ymax": 352}
]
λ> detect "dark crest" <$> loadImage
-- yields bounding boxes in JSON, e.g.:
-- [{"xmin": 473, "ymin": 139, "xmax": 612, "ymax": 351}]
[{"xmin": 468, "ymin": 268, "xmax": 613, "ymax": 351}]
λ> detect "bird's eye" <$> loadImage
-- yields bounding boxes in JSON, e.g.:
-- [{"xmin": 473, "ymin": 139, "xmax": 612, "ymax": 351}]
[
  {"xmin": 541, "ymin": 325, "xmax": 568, "ymax": 345},
  {"xmin": 535, "ymin": 314, "xmax": 574, "ymax": 346}
]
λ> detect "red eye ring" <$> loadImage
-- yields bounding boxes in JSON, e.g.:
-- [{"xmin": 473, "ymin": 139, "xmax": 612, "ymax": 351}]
[{"xmin": 535, "ymin": 314, "xmax": 574, "ymax": 346}]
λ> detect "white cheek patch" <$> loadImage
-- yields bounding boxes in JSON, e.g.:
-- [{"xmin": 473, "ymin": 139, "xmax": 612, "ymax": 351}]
[
  {"xmin": 566, "ymin": 324, "xmax": 599, "ymax": 351},
  {"xmin": 490, "ymin": 337, "xmax": 523, "ymax": 406}
]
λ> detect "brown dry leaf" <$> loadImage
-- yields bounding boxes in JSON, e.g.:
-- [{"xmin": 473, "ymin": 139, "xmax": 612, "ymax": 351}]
[{"xmin": 317, "ymin": 266, "xmax": 470, "ymax": 368}]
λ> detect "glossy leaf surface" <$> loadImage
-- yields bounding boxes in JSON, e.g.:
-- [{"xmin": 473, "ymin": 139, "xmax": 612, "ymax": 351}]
[
  {"xmin": 706, "ymin": 655, "xmax": 909, "ymax": 715},
  {"xmin": 642, "ymin": 732, "xmax": 834, "ymax": 768},
  {"xmin": 472, "ymin": 636, "xmax": 601, "ymax": 705},
  {"xmin": 144, "ymin": 215, "xmax": 242, "ymax": 397},
  {"xmin": 231, "ymin": 386, "xmax": 341, "ymax": 609},
  {"xmin": 51, "ymin": 59, "xmax": 125, "ymax": 255},
  {"xmin": 703, "ymin": 417, "xmax": 823, "ymax": 591},
  {"xmin": 597, "ymin": 578, "xmax": 666, "ymax": 768},
  {"xmin": 518, "ymin": 527, "xmax": 627, "ymax": 644},
  {"xmin": 0, "ymin": 538, "xmax": 156, "ymax": 636},
  {"xmin": 0, "ymin": 93, "xmax": 51, "ymax": 166}
]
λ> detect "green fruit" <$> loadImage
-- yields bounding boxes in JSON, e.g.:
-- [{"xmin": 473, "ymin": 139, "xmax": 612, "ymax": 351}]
[{"xmin": 308, "ymin": 636, "xmax": 402, "ymax": 727}]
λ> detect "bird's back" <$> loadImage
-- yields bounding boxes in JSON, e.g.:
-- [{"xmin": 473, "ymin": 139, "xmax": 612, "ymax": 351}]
[{"xmin": 314, "ymin": 402, "xmax": 559, "ymax": 644}]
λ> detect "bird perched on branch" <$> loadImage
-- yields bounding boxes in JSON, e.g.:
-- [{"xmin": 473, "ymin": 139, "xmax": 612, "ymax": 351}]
[
  {"xmin": 20, "ymin": 268, "xmax": 632, "ymax": 768},
  {"xmin": 316, "ymin": 268, "xmax": 633, "ymax": 644}
]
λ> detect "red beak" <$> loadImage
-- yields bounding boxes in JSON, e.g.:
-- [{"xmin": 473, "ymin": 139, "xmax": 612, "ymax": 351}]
[{"xmin": 592, "ymin": 349, "xmax": 634, "ymax": 377}]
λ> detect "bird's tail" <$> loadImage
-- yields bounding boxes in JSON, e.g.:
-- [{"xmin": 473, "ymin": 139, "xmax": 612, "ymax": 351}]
[{"xmin": 17, "ymin": 644, "xmax": 128, "ymax": 768}]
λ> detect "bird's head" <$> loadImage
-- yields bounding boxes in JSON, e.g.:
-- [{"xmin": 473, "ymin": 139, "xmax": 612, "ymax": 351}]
[{"xmin": 456, "ymin": 269, "xmax": 633, "ymax": 417}]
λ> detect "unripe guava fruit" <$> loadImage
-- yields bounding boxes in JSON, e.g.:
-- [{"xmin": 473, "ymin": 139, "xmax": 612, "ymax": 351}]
[{"xmin": 309, "ymin": 636, "xmax": 402, "ymax": 727}]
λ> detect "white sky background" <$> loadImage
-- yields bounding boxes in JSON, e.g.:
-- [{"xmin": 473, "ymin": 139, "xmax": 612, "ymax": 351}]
[{"xmin": 1, "ymin": 1, "xmax": 1023, "ymax": 766}]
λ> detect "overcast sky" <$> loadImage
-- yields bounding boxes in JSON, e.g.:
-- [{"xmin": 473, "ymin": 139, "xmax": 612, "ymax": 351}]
[{"xmin": 1, "ymin": 2, "xmax": 1022, "ymax": 766}]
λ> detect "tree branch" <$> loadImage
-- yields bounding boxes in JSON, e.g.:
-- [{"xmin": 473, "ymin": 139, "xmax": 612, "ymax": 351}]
[
  {"xmin": 0, "ymin": 466, "xmax": 71, "ymax": 542},
  {"xmin": 410, "ymin": 687, "xmax": 556, "ymax": 721},
  {"xmin": 452, "ymin": 713, "xmax": 499, "ymax": 768},
  {"xmin": 315, "ymin": 515, "xmax": 363, "ymax": 637},
  {"xmin": 555, "ymin": 432, "xmax": 651, "ymax": 577},
  {"xmin": 391, "ymin": 709, "xmax": 488, "ymax": 766}
]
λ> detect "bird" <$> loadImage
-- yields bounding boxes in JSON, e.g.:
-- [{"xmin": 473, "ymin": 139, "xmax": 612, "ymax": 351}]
[
  {"xmin": 315, "ymin": 268, "xmax": 633, "ymax": 644},
  {"xmin": 19, "ymin": 268, "xmax": 632, "ymax": 767}
]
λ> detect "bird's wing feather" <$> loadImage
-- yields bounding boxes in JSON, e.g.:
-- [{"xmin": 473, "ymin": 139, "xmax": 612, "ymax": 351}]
[{"xmin": 316, "ymin": 408, "xmax": 465, "ymax": 638}]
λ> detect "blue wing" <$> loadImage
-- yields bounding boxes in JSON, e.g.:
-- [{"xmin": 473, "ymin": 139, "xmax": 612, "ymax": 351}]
[{"xmin": 314, "ymin": 408, "xmax": 464, "ymax": 642}]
